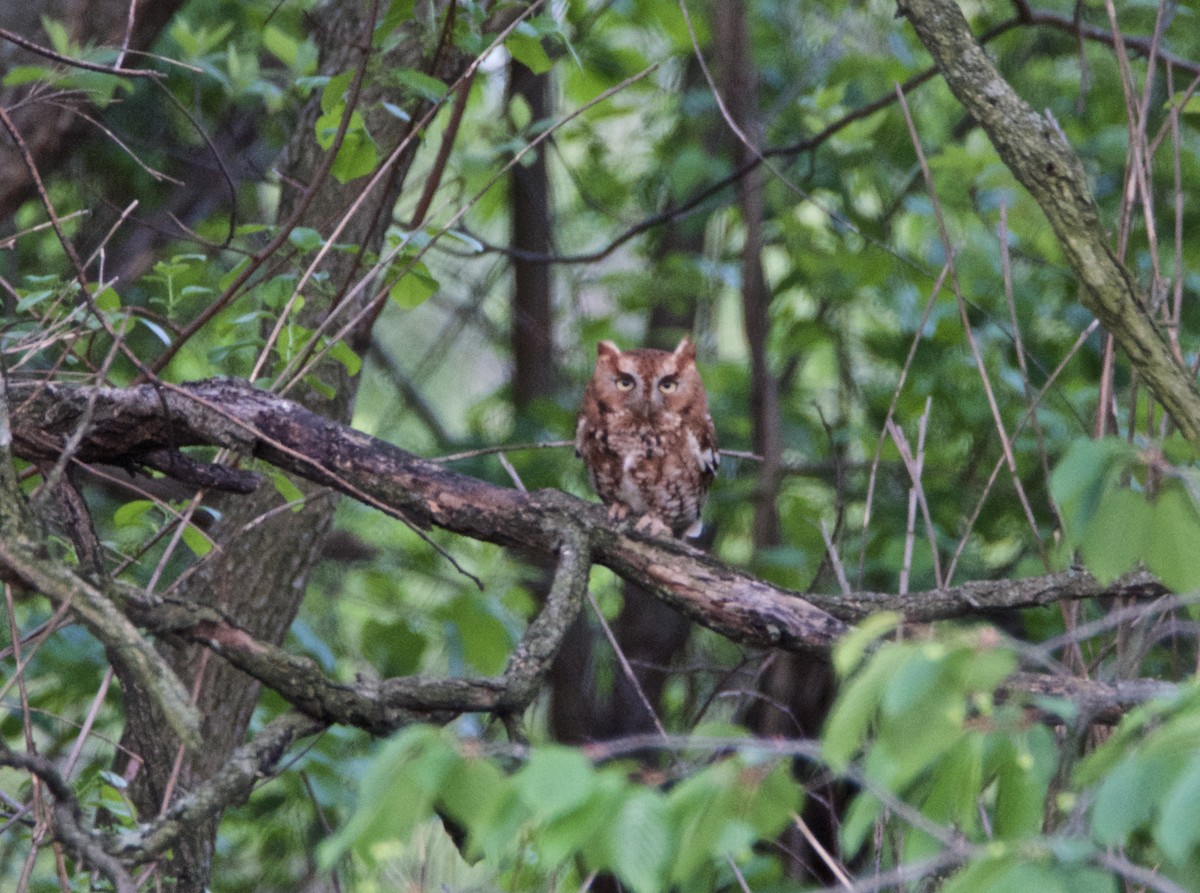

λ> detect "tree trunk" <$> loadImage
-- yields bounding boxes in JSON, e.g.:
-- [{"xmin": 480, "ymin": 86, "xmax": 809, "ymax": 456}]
[
  {"xmin": 113, "ymin": 4, "xmax": 464, "ymax": 888},
  {"xmin": 508, "ymin": 58, "xmax": 556, "ymax": 412}
]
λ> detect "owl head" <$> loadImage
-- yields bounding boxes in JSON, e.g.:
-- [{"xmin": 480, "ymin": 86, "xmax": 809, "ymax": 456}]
[{"xmin": 587, "ymin": 337, "xmax": 709, "ymax": 418}]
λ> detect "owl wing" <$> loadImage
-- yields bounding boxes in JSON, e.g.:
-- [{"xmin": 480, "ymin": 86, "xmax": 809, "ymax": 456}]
[
  {"xmin": 574, "ymin": 414, "xmax": 587, "ymax": 457},
  {"xmin": 694, "ymin": 413, "xmax": 719, "ymax": 480}
]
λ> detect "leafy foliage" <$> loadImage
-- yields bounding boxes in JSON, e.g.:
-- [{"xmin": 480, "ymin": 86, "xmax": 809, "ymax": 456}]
[
  {"xmin": 319, "ymin": 725, "xmax": 799, "ymax": 893},
  {"xmin": 4, "ymin": 0, "xmax": 1200, "ymax": 890}
]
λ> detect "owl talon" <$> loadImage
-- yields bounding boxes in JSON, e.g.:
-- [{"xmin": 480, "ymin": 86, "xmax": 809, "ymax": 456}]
[
  {"xmin": 607, "ymin": 502, "xmax": 632, "ymax": 522},
  {"xmin": 633, "ymin": 514, "xmax": 673, "ymax": 538}
]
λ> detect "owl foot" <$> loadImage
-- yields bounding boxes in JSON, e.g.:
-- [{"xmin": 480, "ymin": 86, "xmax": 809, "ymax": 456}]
[
  {"xmin": 633, "ymin": 514, "xmax": 673, "ymax": 538},
  {"xmin": 606, "ymin": 502, "xmax": 632, "ymax": 522}
]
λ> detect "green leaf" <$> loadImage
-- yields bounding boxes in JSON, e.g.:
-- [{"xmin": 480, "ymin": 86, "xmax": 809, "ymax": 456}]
[
  {"xmin": 388, "ymin": 262, "xmax": 439, "ymax": 309},
  {"xmin": 319, "ymin": 726, "xmax": 455, "ymax": 866},
  {"xmin": 823, "ymin": 645, "xmax": 909, "ymax": 769},
  {"xmin": 1050, "ymin": 437, "xmax": 1136, "ymax": 545},
  {"xmin": 832, "ymin": 611, "xmax": 902, "ymax": 677},
  {"xmin": 390, "ymin": 68, "xmax": 449, "ymax": 102},
  {"xmin": 263, "ymin": 25, "xmax": 299, "ymax": 68},
  {"xmin": 329, "ymin": 123, "xmax": 379, "ymax": 183},
  {"xmin": 1090, "ymin": 754, "xmax": 1171, "ymax": 845},
  {"xmin": 41, "ymin": 16, "xmax": 71, "ymax": 53},
  {"xmin": 3, "ymin": 65, "xmax": 57, "ymax": 86},
  {"xmin": 437, "ymin": 753, "xmax": 512, "ymax": 851},
  {"xmin": 921, "ymin": 734, "xmax": 982, "ymax": 827},
  {"xmin": 666, "ymin": 762, "xmax": 737, "ymax": 882},
  {"xmin": 745, "ymin": 761, "xmax": 802, "ymax": 838},
  {"xmin": 180, "ymin": 523, "xmax": 212, "ymax": 557},
  {"xmin": 839, "ymin": 789, "xmax": 882, "ymax": 857},
  {"xmin": 991, "ymin": 727, "xmax": 1055, "ymax": 839},
  {"xmin": 608, "ymin": 789, "xmax": 670, "ymax": 893},
  {"xmin": 1147, "ymin": 484, "xmax": 1200, "ymax": 592},
  {"xmin": 113, "ymin": 500, "xmax": 155, "ymax": 528},
  {"xmin": 16, "ymin": 289, "xmax": 55, "ymax": 312},
  {"xmin": 514, "ymin": 747, "xmax": 596, "ymax": 821},
  {"xmin": 94, "ymin": 286, "xmax": 121, "ymax": 312},
  {"xmin": 288, "ymin": 227, "xmax": 324, "ymax": 251},
  {"xmin": 327, "ymin": 339, "xmax": 362, "ymax": 376},
  {"xmin": 507, "ymin": 29, "xmax": 553, "ymax": 75},
  {"xmin": 1078, "ymin": 486, "xmax": 1151, "ymax": 582},
  {"xmin": 1154, "ymin": 756, "xmax": 1200, "ymax": 863},
  {"xmin": 440, "ymin": 594, "xmax": 513, "ymax": 675}
]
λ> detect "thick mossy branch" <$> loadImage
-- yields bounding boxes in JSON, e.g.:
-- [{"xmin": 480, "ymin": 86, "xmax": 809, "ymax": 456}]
[
  {"xmin": 898, "ymin": 0, "xmax": 1200, "ymax": 439},
  {"xmin": 119, "ymin": 521, "xmax": 593, "ymax": 735}
]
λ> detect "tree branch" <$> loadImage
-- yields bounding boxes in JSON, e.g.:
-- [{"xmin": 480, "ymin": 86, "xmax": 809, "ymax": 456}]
[
  {"xmin": 6, "ymin": 379, "xmax": 1179, "ymax": 654},
  {"xmin": 0, "ymin": 742, "xmax": 137, "ymax": 893},
  {"xmin": 105, "ymin": 711, "xmax": 326, "ymax": 864},
  {"xmin": 897, "ymin": 0, "xmax": 1200, "ymax": 438},
  {"xmin": 0, "ymin": 375, "xmax": 202, "ymax": 751},
  {"xmin": 7, "ymin": 378, "xmax": 848, "ymax": 651}
]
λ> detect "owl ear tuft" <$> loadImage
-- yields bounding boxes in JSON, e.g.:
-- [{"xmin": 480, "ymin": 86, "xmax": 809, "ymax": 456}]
[
  {"xmin": 597, "ymin": 340, "xmax": 621, "ymax": 359},
  {"xmin": 673, "ymin": 337, "xmax": 696, "ymax": 364}
]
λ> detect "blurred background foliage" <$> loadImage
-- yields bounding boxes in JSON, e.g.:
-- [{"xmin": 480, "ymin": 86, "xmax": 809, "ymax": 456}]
[{"xmin": 5, "ymin": 0, "xmax": 1200, "ymax": 890}]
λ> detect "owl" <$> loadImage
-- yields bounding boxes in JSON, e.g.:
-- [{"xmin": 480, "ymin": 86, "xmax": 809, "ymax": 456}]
[{"xmin": 576, "ymin": 337, "xmax": 719, "ymax": 538}]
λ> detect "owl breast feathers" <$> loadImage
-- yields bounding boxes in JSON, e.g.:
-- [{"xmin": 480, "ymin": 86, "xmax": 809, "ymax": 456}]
[{"xmin": 575, "ymin": 337, "xmax": 719, "ymax": 538}]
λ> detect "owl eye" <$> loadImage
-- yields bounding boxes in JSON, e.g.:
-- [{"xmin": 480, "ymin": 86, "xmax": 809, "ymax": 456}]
[
  {"xmin": 658, "ymin": 376, "xmax": 678, "ymax": 394},
  {"xmin": 615, "ymin": 375, "xmax": 636, "ymax": 391}
]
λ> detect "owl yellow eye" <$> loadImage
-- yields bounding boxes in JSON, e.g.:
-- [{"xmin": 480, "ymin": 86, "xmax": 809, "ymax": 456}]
[
  {"xmin": 658, "ymin": 377, "xmax": 678, "ymax": 393},
  {"xmin": 615, "ymin": 375, "xmax": 636, "ymax": 391}
]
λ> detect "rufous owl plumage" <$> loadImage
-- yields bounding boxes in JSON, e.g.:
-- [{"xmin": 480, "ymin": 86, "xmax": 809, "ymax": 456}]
[{"xmin": 576, "ymin": 338, "xmax": 718, "ymax": 538}]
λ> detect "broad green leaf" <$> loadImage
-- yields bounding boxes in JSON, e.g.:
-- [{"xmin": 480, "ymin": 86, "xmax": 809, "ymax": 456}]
[
  {"xmin": 745, "ymin": 761, "xmax": 802, "ymax": 837},
  {"xmin": 832, "ymin": 611, "xmax": 902, "ymax": 677},
  {"xmin": 1154, "ymin": 756, "xmax": 1200, "ymax": 863},
  {"xmin": 16, "ymin": 289, "xmax": 54, "ymax": 312},
  {"xmin": 263, "ymin": 25, "xmax": 299, "ymax": 68},
  {"xmin": 1078, "ymin": 486, "xmax": 1151, "ymax": 582},
  {"xmin": 329, "ymin": 124, "xmax": 379, "ymax": 183},
  {"xmin": 514, "ymin": 746, "xmax": 596, "ymax": 821},
  {"xmin": 113, "ymin": 500, "xmax": 155, "ymax": 527},
  {"xmin": 823, "ymin": 645, "xmax": 909, "ymax": 769},
  {"xmin": 328, "ymin": 339, "xmax": 362, "ymax": 376},
  {"xmin": 666, "ymin": 763, "xmax": 737, "ymax": 882},
  {"xmin": 288, "ymin": 227, "xmax": 324, "ymax": 252},
  {"xmin": 1147, "ymin": 485, "xmax": 1200, "ymax": 592},
  {"xmin": 439, "ymin": 594, "xmax": 513, "ymax": 675},
  {"xmin": 1050, "ymin": 437, "xmax": 1136, "ymax": 543},
  {"xmin": 921, "ymin": 734, "xmax": 982, "ymax": 827},
  {"xmin": 838, "ymin": 789, "xmax": 882, "ymax": 857},
  {"xmin": 507, "ymin": 29, "xmax": 553, "ymax": 75},
  {"xmin": 319, "ymin": 726, "xmax": 452, "ymax": 866},
  {"xmin": 608, "ymin": 789, "xmax": 670, "ymax": 893},
  {"xmin": 437, "ymin": 753, "xmax": 512, "ymax": 851},
  {"xmin": 266, "ymin": 469, "xmax": 305, "ymax": 509},
  {"xmin": 3, "ymin": 65, "xmax": 57, "ymax": 86},
  {"xmin": 180, "ymin": 523, "xmax": 212, "ymax": 557},
  {"xmin": 1090, "ymin": 754, "xmax": 1173, "ymax": 845},
  {"xmin": 388, "ymin": 262, "xmax": 439, "ymax": 308},
  {"xmin": 390, "ymin": 68, "xmax": 449, "ymax": 102},
  {"xmin": 991, "ymin": 727, "xmax": 1055, "ymax": 839}
]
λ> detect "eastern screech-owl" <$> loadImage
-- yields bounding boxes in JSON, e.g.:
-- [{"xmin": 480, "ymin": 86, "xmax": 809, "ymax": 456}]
[{"xmin": 576, "ymin": 338, "xmax": 718, "ymax": 538}]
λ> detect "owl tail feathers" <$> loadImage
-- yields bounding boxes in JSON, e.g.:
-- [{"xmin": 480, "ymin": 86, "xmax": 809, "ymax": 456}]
[{"xmin": 683, "ymin": 518, "xmax": 704, "ymax": 538}]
